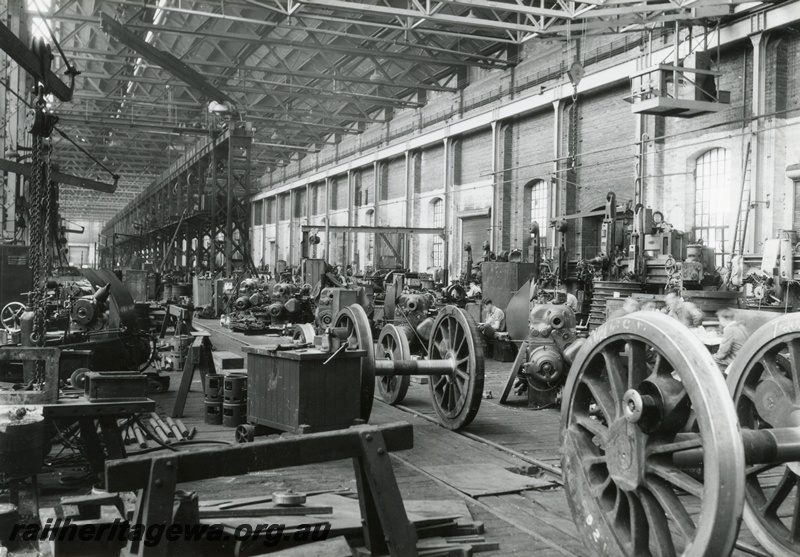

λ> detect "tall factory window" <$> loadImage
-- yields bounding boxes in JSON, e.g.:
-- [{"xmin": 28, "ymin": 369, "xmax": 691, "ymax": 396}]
[
  {"xmin": 265, "ymin": 199, "xmax": 275, "ymax": 224},
  {"xmin": 252, "ymin": 200, "xmax": 263, "ymax": 226},
  {"xmin": 695, "ymin": 148, "xmax": 730, "ymax": 265},
  {"xmin": 293, "ymin": 189, "xmax": 306, "ymax": 218},
  {"xmin": 279, "ymin": 194, "xmax": 288, "ymax": 221},
  {"xmin": 366, "ymin": 209, "xmax": 375, "ymax": 266},
  {"xmin": 311, "ymin": 184, "xmax": 320, "ymax": 215},
  {"xmin": 432, "ymin": 198, "xmax": 444, "ymax": 267},
  {"xmin": 527, "ymin": 179, "xmax": 548, "ymax": 247}
]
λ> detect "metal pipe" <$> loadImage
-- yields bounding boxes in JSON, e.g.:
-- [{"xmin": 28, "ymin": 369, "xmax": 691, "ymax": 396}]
[{"xmin": 374, "ymin": 359, "xmax": 455, "ymax": 376}]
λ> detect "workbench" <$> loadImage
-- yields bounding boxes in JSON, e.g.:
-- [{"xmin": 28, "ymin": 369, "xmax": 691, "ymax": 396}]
[{"xmin": 42, "ymin": 397, "xmax": 155, "ymax": 482}]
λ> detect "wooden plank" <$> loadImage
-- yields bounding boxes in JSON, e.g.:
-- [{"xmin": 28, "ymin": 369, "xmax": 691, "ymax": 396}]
[{"xmin": 106, "ymin": 422, "xmax": 414, "ymax": 491}]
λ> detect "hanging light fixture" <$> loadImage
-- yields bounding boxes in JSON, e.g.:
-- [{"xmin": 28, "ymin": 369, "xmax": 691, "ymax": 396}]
[{"xmin": 369, "ymin": 69, "xmax": 382, "ymax": 83}]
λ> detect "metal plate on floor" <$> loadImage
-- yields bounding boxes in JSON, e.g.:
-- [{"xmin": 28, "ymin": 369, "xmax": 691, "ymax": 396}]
[{"xmin": 420, "ymin": 464, "xmax": 557, "ymax": 497}]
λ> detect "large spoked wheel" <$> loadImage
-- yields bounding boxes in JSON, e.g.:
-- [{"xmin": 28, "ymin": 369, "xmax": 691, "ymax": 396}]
[
  {"xmin": 427, "ymin": 306, "xmax": 484, "ymax": 431},
  {"xmin": 334, "ymin": 304, "xmax": 375, "ymax": 422},
  {"xmin": 728, "ymin": 313, "xmax": 800, "ymax": 557},
  {"xmin": 561, "ymin": 312, "xmax": 744, "ymax": 557},
  {"xmin": 1, "ymin": 302, "xmax": 24, "ymax": 330},
  {"xmin": 376, "ymin": 324, "xmax": 411, "ymax": 405}
]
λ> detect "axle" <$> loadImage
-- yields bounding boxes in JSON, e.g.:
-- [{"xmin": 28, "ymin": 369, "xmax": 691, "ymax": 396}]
[
  {"xmin": 374, "ymin": 359, "xmax": 456, "ymax": 377},
  {"xmin": 671, "ymin": 428, "xmax": 800, "ymax": 468}
]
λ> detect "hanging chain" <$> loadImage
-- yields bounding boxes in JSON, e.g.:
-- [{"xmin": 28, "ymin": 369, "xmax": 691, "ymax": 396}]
[{"xmin": 569, "ymin": 89, "xmax": 579, "ymax": 170}]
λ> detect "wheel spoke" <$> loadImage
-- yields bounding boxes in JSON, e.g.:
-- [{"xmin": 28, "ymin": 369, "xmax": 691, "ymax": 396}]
[
  {"xmin": 573, "ymin": 414, "xmax": 609, "ymax": 444},
  {"xmin": 628, "ymin": 340, "xmax": 649, "ymax": 389},
  {"xmin": 647, "ymin": 475, "xmax": 696, "ymax": 540},
  {"xmin": 761, "ymin": 353, "xmax": 784, "ymax": 381},
  {"xmin": 600, "ymin": 348, "xmax": 627, "ymax": 409},
  {"xmin": 788, "ymin": 338, "xmax": 800, "ymax": 403},
  {"xmin": 762, "ymin": 468, "xmax": 797, "ymax": 516},
  {"xmin": 639, "ymin": 488, "xmax": 677, "ymax": 557},
  {"xmin": 626, "ymin": 492, "xmax": 650, "ymax": 556},
  {"xmin": 650, "ymin": 352, "xmax": 664, "ymax": 376},
  {"xmin": 741, "ymin": 385, "xmax": 758, "ymax": 402},
  {"xmin": 746, "ymin": 462, "xmax": 782, "ymax": 476},
  {"xmin": 647, "ymin": 461, "xmax": 703, "ymax": 497},
  {"xmin": 791, "ymin": 482, "xmax": 800, "ymax": 543},
  {"xmin": 583, "ymin": 374, "xmax": 617, "ymax": 423}
]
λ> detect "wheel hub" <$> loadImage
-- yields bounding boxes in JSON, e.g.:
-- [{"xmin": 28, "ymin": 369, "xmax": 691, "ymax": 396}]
[{"xmin": 605, "ymin": 419, "xmax": 646, "ymax": 492}]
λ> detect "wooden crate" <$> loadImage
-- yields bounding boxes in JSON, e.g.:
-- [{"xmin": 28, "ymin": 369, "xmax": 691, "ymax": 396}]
[{"xmin": 243, "ymin": 346, "xmax": 362, "ymax": 434}]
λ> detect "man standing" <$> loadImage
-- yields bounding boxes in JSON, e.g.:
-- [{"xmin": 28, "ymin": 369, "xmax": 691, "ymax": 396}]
[
  {"xmin": 713, "ymin": 308, "xmax": 748, "ymax": 373},
  {"xmin": 479, "ymin": 299, "xmax": 506, "ymax": 341}
]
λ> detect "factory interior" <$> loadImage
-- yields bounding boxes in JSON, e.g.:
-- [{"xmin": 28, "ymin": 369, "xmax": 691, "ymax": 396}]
[{"xmin": 1, "ymin": 0, "xmax": 800, "ymax": 555}]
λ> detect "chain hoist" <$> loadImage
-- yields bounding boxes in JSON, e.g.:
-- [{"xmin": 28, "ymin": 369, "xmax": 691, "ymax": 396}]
[
  {"xmin": 25, "ymin": 39, "xmax": 60, "ymax": 362},
  {"xmin": 566, "ymin": 61, "xmax": 584, "ymax": 171}
]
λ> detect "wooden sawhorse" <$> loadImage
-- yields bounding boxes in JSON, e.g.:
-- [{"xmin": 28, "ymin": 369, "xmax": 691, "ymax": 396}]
[{"xmin": 106, "ymin": 422, "xmax": 418, "ymax": 557}]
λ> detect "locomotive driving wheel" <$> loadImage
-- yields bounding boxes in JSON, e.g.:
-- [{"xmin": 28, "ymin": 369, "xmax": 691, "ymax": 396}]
[
  {"xmin": 376, "ymin": 324, "xmax": 411, "ymax": 405},
  {"xmin": 428, "ymin": 306, "xmax": 484, "ymax": 430},
  {"xmin": 728, "ymin": 313, "xmax": 800, "ymax": 557},
  {"xmin": 561, "ymin": 312, "xmax": 744, "ymax": 557},
  {"xmin": 333, "ymin": 304, "xmax": 375, "ymax": 422}
]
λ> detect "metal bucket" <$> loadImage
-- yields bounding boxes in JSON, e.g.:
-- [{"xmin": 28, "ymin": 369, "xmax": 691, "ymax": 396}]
[{"xmin": 0, "ymin": 409, "xmax": 45, "ymax": 479}]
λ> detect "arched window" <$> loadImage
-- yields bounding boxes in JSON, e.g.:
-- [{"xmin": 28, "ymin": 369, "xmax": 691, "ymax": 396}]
[
  {"xmin": 526, "ymin": 179, "xmax": 548, "ymax": 247},
  {"xmin": 695, "ymin": 148, "xmax": 730, "ymax": 265},
  {"xmin": 431, "ymin": 198, "xmax": 444, "ymax": 267}
]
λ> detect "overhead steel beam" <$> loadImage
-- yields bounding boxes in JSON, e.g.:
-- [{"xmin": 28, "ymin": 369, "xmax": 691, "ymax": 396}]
[
  {"xmin": 0, "ymin": 158, "xmax": 116, "ymax": 193},
  {"xmin": 94, "ymin": 0, "xmax": 509, "ymax": 64},
  {"xmin": 99, "ymin": 14, "xmax": 235, "ymax": 106},
  {"xmin": 116, "ymin": 22, "xmax": 498, "ymax": 67},
  {"xmin": 293, "ymin": 0, "xmax": 544, "ymax": 33},
  {"xmin": 0, "ymin": 20, "xmax": 75, "ymax": 101}
]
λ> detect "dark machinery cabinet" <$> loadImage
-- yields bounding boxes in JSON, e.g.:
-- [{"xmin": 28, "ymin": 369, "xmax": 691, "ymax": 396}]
[
  {"xmin": 0, "ymin": 245, "xmax": 32, "ymax": 307},
  {"xmin": 481, "ymin": 262, "xmax": 538, "ymax": 314}
]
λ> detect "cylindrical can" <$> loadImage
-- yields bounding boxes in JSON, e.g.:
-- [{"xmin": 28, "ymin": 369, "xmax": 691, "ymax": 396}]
[
  {"xmin": 204, "ymin": 400, "xmax": 223, "ymax": 425},
  {"xmin": 222, "ymin": 402, "xmax": 247, "ymax": 427}
]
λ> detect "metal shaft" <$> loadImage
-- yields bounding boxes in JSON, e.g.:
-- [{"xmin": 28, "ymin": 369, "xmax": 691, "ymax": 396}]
[
  {"xmin": 672, "ymin": 427, "xmax": 800, "ymax": 468},
  {"xmin": 374, "ymin": 358, "xmax": 455, "ymax": 377}
]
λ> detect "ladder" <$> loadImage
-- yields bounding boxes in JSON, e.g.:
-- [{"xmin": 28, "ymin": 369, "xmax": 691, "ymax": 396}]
[{"xmin": 730, "ymin": 139, "xmax": 752, "ymax": 256}]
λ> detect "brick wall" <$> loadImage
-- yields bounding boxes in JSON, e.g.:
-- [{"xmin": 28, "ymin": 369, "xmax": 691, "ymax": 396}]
[
  {"xmin": 256, "ymin": 24, "xmax": 800, "ymax": 271},
  {"xmin": 460, "ymin": 130, "xmax": 493, "ymax": 184}
]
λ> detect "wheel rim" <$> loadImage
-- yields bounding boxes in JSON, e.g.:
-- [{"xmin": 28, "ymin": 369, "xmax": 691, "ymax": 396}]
[
  {"xmin": 377, "ymin": 324, "xmax": 411, "ymax": 405},
  {"xmin": 427, "ymin": 306, "xmax": 484, "ymax": 430},
  {"xmin": 728, "ymin": 313, "xmax": 800, "ymax": 557},
  {"xmin": 333, "ymin": 304, "xmax": 375, "ymax": 422},
  {"xmin": 1, "ymin": 302, "xmax": 24, "ymax": 330},
  {"xmin": 561, "ymin": 312, "xmax": 744, "ymax": 557},
  {"xmin": 292, "ymin": 323, "xmax": 316, "ymax": 344}
]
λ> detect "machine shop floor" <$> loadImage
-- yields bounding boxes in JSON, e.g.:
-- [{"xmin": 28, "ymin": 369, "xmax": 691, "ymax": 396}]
[
  {"xmin": 29, "ymin": 320, "xmax": 774, "ymax": 557},
  {"xmin": 169, "ymin": 319, "xmax": 769, "ymax": 557}
]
